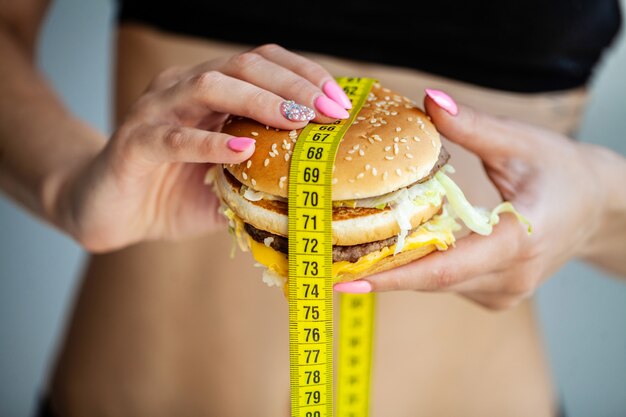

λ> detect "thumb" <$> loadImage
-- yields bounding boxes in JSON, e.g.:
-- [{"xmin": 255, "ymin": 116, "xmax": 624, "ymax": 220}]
[{"xmin": 423, "ymin": 89, "xmax": 529, "ymax": 161}]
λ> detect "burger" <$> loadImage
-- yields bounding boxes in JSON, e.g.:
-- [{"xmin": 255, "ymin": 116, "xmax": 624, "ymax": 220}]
[{"xmin": 209, "ymin": 83, "xmax": 528, "ymax": 290}]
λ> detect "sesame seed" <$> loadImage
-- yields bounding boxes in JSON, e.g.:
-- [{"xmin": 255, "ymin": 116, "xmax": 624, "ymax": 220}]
[
  {"xmin": 246, "ymin": 160, "xmax": 252, "ymax": 169},
  {"xmin": 385, "ymin": 156, "xmax": 394, "ymax": 161},
  {"xmin": 359, "ymin": 149, "xmax": 365, "ymax": 157},
  {"xmin": 265, "ymin": 125, "xmax": 270, "ymax": 130},
  {"xmin": 394, "ymin": 137, "xmax": 400, "ymax": 143},
  {"xmin": 370, "ymin": 118, "xmax": 376, "ymax": 123},
  {"xmin": 368, "ymin": 138, "xmax": 375, "ymax": 144},
  {"xmin": 406, "ymin": 153, "xmax": 414, "ymax": 159},
  {"xmin": 271, "ymin": 143, "xmax": 277, "ymax": 152},
  {"xmin": 284, "ymin": 153, "xmax": 290, "ymax": 161},
  {"xmin": 372, "ymin": 167, "xmax": 378, "ymax": 176},
  {"xmin": 356, "ymin": 172, "xmax": 365, "ymax": 179},
  {"xmin": 365, "ymin": 164, "xmax": 371, "ymax": 171},
  {"xmin": 355, "ymin": 192, "xmax": 361, "ymax": 197},
  {"xmin": 407, "ymin": 116, "xmax": 412, "ymax": 121},
  {"xmin": 413, "ymin": 136, "xmax": 421, "ymax": 142},
  {"xmin": 396, "ymin": 168, "xmax": 402, "ymax": 176},
  {"xmin": 395, "ymin": 127, "xmax": 402, "ymax": 132},
  {"xmin": 409, "ymin": 166, "xmax": 417, "ymax": 173},
  {"xmin": 269, "ymin": 151, "xmax": 276, "ymax": 158},
  {"xmin": 251, "ymin": 178, "xmax": 257, "ymax": 186},
  {"xmin": 349, "ymin": 178, "xmax": 355, "ymax": 183},
  {"xmin": 400, "ymin": 138, "xmax": 408, "ymax": 143},
  {"xmin": 352, "ymin": 144, "xmax": 360, "ymax": 150},
  {"xmin": 332, "ymin": 178, "xmax": 338, "ymax": 185},
  {"xmin": 394, "ymin": 143, "xmax": 399, "ymax": 155},
  {"xmin": 289, "ymin": 129, "xmax": 297, "ymax": 136},
  {"xmin": 383, "ymin": 171, "xmax": 389, "ymax": 180},
  {"xmin": 431, "ymin": 139, "xmax": 437, "ymax": 148},
  {"xmin": 384, "ymin": 146, "xmax": 392, "ymax": 152},
  {"xmin": 251, "ymin": 131, "xmax": 259, "ymax": 137},
  {"xmin": 373, "ymin": 123, "xmax": 381, "ymax": 127},
  {"xmin": 242, "ymin": 172, "xmax": 248, "ymax": 180},
  {"xmin": 264, "ymin": 158, "xmax": 270, "ymax": 167},
  {"xmin": 348, "ymin": 149, "xmax": 356, "ymax": 154},
  {"xmin": 357, "ymin": 116, "xmax": 366, "ymax": 121},
  {"xmin": 345, "ymin": 156, "xmax": 352, "ymax": 161}
]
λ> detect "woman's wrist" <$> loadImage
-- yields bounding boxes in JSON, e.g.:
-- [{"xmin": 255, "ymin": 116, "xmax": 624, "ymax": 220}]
[
  {"xmin": 39, "ymin": 121, "xmax": 106, "ymax": 240},
  {"xmin": 575, "ymin": 142, "xmax": 626, "ymax": 273}
]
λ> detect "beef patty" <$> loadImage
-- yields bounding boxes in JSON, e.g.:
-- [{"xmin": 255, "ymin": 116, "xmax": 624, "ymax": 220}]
[{"xmin": 244, "ymin": 222, "xmax": 401, "ymax": 263}]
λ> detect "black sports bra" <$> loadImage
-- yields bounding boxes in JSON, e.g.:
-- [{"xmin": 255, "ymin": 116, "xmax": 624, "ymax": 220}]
[{"xmin": 117, "ymin": 0, "xmax": 622, "ymax": 93}]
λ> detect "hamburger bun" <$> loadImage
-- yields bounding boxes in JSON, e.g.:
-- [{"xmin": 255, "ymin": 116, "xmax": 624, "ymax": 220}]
[{"xmin": 221, "ymin": 83, "xmax": 442, "ymax": 200}]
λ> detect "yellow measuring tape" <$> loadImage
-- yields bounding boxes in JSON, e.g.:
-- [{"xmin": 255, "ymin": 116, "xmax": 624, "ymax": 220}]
[{"xmin": 289, "ymin": 77, "xmax": 376, "ymax": 417}]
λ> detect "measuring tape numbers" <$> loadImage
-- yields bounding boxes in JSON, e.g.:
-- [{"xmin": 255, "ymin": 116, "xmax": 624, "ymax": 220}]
[{"xmin": 288, "ymin": 77, "xmax": 376, "ymax": 417}]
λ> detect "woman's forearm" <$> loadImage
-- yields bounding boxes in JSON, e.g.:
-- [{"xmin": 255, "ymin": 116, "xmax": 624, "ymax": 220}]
[
  {"xmin": 578, "ymin": 142, "xmax": 626, "ymax": 276},
  {"xmin": 0, "ymin": 21, "xmax": 106, "ymax": 228}
]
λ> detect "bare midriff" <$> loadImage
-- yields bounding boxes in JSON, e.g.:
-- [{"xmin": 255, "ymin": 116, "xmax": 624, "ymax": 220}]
[{"xmin": 49, "ymin": 24, "xmax": 589, "ymax": 417}]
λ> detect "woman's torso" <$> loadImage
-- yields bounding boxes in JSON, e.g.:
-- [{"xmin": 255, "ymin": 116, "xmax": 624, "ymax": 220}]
[{"xmin": 46, "ymin": 24, "xmax": 593, "ymax": 417}]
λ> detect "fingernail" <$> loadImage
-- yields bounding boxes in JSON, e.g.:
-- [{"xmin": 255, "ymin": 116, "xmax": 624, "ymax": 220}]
[
  {"xmin": 315, "ymin": 95, "xmax": 350, "ymax": 119},
  {"xmin": 323, "ymin": 80, "xmax": 352, "ymax": 109},
  {"xmin": 280, "ymin": 100, "xmax": 316, "ymax": 122},
  {"xmin": 227, "ymin": 137, "xmax": 255, "ymax": 152},
  {"xmin": 334, "ymin": 280, "xmax": 372, "ymax": 294},
  {"xmin": 425, "ymin": 88, "xmax": 459, "ymax": 116}
]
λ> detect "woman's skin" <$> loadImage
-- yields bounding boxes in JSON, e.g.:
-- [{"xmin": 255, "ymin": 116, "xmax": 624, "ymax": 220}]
[{"xmin": 1, "ymin": 2, "xmax": 625, "ymax": 417}]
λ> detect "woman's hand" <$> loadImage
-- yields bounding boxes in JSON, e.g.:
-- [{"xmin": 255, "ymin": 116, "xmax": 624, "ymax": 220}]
[
  {"xmin": 51, "ymin": 44, "xmax": 352, "ymax": 252},
  {"xmin": 348, "ymin": 90, "xmax": 626, "ymax": 309}
]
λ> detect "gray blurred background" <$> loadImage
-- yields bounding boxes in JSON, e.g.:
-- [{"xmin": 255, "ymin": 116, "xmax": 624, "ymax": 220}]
[{"xmin": 0, "ymin": 1, "xmax": 625, "ymax": 416}]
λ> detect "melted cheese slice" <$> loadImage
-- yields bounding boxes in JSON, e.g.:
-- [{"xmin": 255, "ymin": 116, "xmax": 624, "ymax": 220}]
[{"xmin": 247, "ymin": 220, "xmax": 455, "ymax": 283}]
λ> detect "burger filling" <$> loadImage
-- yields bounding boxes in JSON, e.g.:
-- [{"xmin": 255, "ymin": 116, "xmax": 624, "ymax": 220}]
[
  {"xmin": 244, "ymin": 222, "xmax": 423, "ymax": 263},
  {"xmin": 214, "ymin": 146, "xmax": 531, "ymax": 288}
]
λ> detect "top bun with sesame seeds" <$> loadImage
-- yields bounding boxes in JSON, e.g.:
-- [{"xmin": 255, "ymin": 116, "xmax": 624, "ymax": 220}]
[{"xmin": 221, "ymin": 83, "xmax": 445, "ymax": 200}]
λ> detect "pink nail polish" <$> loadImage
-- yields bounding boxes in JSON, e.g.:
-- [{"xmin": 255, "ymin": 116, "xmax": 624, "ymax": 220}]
[
  {"xmin": 227, "ymin": 137, "xmax": 255, "ymax": 152},
  {"xmin": 425, "ymin": 88, "xmax": 459, "ymax": 116},
  {"xmin": 323, "ymin": 80, "xmax": 352, "ymax": 109},
  {"xmin": 314, "ymin": 95, "xmax": 350, "ymax": 119},
  {"xmin": 334, "ymin": 280, "xmax": 372, "ymax": 294}
]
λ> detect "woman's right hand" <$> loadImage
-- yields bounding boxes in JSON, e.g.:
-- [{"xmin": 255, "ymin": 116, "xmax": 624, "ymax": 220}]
[{"xmin": 50, "ymin": 44, "xmax": 352, "ymax": 252}]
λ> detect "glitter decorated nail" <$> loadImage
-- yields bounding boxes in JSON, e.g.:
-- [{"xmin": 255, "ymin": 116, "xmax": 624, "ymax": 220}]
[{"xmin": 280, "ymin": 100, "xmax": 316, "ymax": 122}]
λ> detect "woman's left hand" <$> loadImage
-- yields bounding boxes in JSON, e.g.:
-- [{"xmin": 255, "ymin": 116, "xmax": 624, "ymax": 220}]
[{"xmin": 347, "ymin": 91, "xmax": 625, "ymax": 310}]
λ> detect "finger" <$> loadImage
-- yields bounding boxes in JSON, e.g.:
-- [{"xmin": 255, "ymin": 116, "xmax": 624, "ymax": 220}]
[
  {"xmin": 423, "ymin": 90, "xmax": 532, "ymax": 160},
  {"xmin": 363, "ymin": 215, "xmax": 526, "ymax": 292},
  {"xmin": 166, "ymin": 71, "xmax": 317, "ymax": 130},
  {"xmin": 220, "ymin": 49, "xmax": 348, "ymax": 123},
  {"xmin": 127, "ymin": 124, "xmax": 256, "ymax": 165},
  {"xmin": 252, "ymin": 44, "xmax": 353, "ymax": 109}
]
